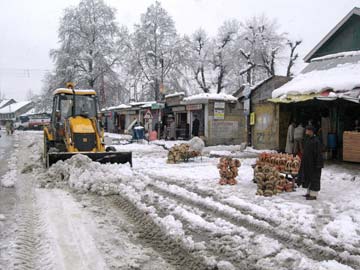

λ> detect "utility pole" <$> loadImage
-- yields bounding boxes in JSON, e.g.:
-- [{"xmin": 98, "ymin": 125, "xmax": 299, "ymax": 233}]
[{"xmin": 99, "ymin": 72, "xmax": 106, "ymax": 108}]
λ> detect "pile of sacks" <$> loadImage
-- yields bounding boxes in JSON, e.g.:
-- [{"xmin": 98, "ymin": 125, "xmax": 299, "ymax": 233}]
[
  {"xmin": 218, "ymin": 157, "xmax": 241, "ymax": 185},
  {"xmin": 167, "ymin": 143, "xmax": 200, "ymax": 164},
  {"xmin": 257, "ymin": 153, "xmax": 300, "ymax": 174},
  {"xmin": 254, "ymin": 164, "xmax": 294, "ymax": 196}
]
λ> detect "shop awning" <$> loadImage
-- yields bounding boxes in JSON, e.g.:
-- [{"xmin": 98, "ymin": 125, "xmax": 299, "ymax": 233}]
[
  {"xmin": 268, "ymin": 94, "xmax": 318, "ymax": 103},
  {"xmin": 268, "ymin": 94, "xmax": 360, "ymax": 104},
  {"xmin": 315, "ymin": 96, "xmax": 360, "ymax": 103}
]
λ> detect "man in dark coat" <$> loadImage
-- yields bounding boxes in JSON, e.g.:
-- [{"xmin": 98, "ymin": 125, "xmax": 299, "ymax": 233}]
[
  {"xmin": 298, "ymin": 125, "xmax": 324, "ymax": 200},
  {"xmin": 192, "ymin": 115, "xmax": 200, "ymax": 137}
]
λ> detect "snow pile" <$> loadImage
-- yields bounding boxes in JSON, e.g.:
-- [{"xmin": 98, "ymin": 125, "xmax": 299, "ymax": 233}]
[
  {"xmin": 161, "ymin": 215, "xmax": 186, "ymax": 238},
  {"xmin": 1, "ymin": 150, "xmax": 18, "ymax": 188},
  {"xmin": 272, "ymin": 61, "xmax": 360, "ymax": 98},
  {"xmin": 1, "ymin": 170, "xmax": 17, "ymax": 188},
  {"xmin": 188, "ymin": 136, "xmax": 205, "ymax": 152},
  {"xmin": 38, "ymin": 154, "xmax": 133, "ymax": 195}
]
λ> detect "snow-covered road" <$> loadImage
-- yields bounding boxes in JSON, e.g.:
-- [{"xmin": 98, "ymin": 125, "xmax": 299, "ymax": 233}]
[{"xmin": 1, "ymin": 131, "xmax": 360, "ymax": 270}]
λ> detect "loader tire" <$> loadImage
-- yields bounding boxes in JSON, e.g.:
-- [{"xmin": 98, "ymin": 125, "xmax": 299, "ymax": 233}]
[{"xmin": 44, "ymin": 136, "xmax": 49, "ymax": 168}]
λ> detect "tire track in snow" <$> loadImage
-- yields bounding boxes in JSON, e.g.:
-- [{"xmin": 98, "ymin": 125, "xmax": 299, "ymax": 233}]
[
  {"xmin": 144, "ymin": 179, "xmax": 360, "ymax": 269},
  {"xmin": 139, "ymin": 188, "xmax": 281, "ymax": 270},
  {"xmin": 11, "ymin": 149, "xmax": 55, "ymax": 270},
  {"xmin": 108, "ymin": 194, "xmax": 216, "ymax": 270}
]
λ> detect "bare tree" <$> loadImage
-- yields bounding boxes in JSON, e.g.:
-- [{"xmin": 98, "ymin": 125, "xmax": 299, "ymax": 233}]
[{"xmin": 286, "ymin": 39, "xmax": 302, "ymax": 77}]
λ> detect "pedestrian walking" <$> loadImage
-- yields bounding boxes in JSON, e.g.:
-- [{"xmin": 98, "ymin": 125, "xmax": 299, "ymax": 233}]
[
  {"xmin": 298, "ymin": 125, "xmax": 324, "ymax": 200},
  {"xmin": 285, "ymin": 120, "xmax": 295, "ymax": 154}
]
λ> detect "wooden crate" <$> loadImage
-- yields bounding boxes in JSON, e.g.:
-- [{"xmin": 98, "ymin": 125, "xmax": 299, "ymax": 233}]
[{"xmin": 343, "ymin": 132, "xmax": 360, "ymax": 162}]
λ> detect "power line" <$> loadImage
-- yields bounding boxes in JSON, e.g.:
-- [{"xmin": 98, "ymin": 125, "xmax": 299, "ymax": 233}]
[{"xmin": 0, "ymin": 68, "xmax": 51, "ymax": 79}]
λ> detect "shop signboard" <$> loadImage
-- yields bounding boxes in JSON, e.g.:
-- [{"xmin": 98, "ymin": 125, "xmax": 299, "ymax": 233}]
[
  {"xmin": 214, "ymin": 102, "xmax": 225, "ymax": 120},
  {"xmin": 250, "ymin": 112, "xmax": 256, "ymax": 125},
  {"xmin": 151, "ymin": 103, "xmax": 165, "ymax": 110},
  {"xmin": 172, "ymin": 106, "xmax": 186, "ymax": 112},
  {"xmin": 186, "ymin": 104, "xmax": 202, "ymax": 111},
  {"xmin": 214, "ymin": 102, "xmax": 225, "ymax": 109},
  {"xmin": 125, "ymin": 110, "xmax": 136, "ymax": 115}
]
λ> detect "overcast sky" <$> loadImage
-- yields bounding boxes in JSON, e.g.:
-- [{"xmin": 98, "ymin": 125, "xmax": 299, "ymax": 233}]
[{"xmin": 0, "ymin": 0, "xmax": 359, "ymax": 101}]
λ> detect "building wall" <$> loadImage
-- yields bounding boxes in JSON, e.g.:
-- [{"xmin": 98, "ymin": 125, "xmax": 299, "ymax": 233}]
[
  {"xmin": 249, "ymin": 76, "xmax": 291, "ymax": 150},
  {"xmin": 312, "ymin": 14, "xmax": 360, "ymax": 59},
  {"xmin": 251, "ymin": 103, "xmax": 280, "ymax": 150},
  {"xmin": 206, "ymin": 101, "xmax": 243, "ymax": 145}
]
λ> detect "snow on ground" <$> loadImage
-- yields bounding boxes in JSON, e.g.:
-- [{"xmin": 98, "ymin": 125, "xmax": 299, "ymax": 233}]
[
  {"xmin": 31, "ymin": 133, "xmax": 360, "ymax": 268},
  {"xmin": 2, "ymin": 131, "xmax": 360, "ymax": 269}
]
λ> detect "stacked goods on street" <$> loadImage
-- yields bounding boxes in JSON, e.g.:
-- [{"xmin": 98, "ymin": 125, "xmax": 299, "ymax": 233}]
[
  {"xmin": 218, "ymin": 157, "xmax": 241, "ymax": 185},
  {"xmin": 343, "ymin": 131, "xmax": 360, "ymax": 162},
  {"xmin": 254, "ymin": 165, "xmax": 294, "ymax": 196},
  {"xmin": 257, "ymin": 153, "xmax": 301, "ymax": 174},
  {"xmin": 253, "ymin": 153, "xmax": 300, "ymax": 196},
  {"xmin": 167, "ymin": 144, "xmax": 201, "ymax": 164}
]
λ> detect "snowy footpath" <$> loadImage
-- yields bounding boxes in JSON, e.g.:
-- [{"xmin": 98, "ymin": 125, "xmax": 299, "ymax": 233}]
[{"xmin": 1, "ymin": 131, "xmax": 360, "ymax": 270}]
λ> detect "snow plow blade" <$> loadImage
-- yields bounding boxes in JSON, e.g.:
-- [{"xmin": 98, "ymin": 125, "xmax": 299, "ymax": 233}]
[{"xmin": 47, "ymin": 151, "xmax": 132, "ymax": 168}]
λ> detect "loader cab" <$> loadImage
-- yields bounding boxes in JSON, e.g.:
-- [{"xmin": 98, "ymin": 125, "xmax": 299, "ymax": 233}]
[{"xmin": 50, "ymin": 88, "xmax": 99, "ymax": 139}]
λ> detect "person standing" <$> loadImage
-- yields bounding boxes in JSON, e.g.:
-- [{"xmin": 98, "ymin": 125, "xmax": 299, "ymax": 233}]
[
  {"xmin": 321, "ymin": 112, "xmax": 331, "ymax": 149},
  {"xmin": 192, "ymin": 115, "xmax": 200, "ymax": 137},
  {"xmin": 5, "ymin": 121, "xmax": 11, "ymax": 135},
  {"xmin": 294, "ymin": 123, "xmax": 305, "ymax": 155},
  {"xmin": 169, "ymin": 118, "xmax": 176, "ymax": 140},
  {"xmin": 298, "ymin": 125, "xmax": 324, "ymax": 200},
  {"xmin": 285, "ymin": 120, "xmax": 295, "ymax": 154}
]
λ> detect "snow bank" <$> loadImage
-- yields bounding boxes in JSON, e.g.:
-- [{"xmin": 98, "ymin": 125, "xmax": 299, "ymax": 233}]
[
  {"xmin": 188, "ymin": 137, "xmax": 205, "ymax": 152},
  {"xmin": 38, "ymin": 154, "xmax": 133, "ymax": 195},
  {"xmin": 1, "ymin": 149, "xmax": 18, "ymax": 188}
]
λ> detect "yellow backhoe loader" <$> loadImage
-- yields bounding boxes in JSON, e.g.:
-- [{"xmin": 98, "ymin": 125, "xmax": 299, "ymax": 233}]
[{"xmin": 43, "ymin": 83, "xmax": 132, "ymax": 167}]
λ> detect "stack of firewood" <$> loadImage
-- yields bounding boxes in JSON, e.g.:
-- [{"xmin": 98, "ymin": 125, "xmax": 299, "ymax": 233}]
[
  {"xmin": 254, "ymin": 164, "xmax": 294, "ymax": 196},
  {"xmin": 167, "ymin": 144, "xmax": 200, "ymax": 164},
  {"xmin": 218, "ymin": 157, "xmax": 241, "ymax": 185},
  {"xmin": 257, "ymin": 153, "xmax": 300, "ymax": 174}
]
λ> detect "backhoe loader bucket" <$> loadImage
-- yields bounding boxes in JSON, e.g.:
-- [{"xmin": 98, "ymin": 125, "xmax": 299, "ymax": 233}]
[{"xmin": 47, "ymin": 151, "xmax": 132, "ymax": 168}]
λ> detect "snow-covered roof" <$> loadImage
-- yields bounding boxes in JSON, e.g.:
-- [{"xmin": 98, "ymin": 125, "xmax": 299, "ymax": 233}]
[
  {"xmin": 20, "ymin": 108, "xmax": 51, "ymax": 117},
  {"xmin": 107, "ymin": 104, "xmax": 131, "ymax": 111},
  {"xmin": 304, "ymin": 7, "xmax": 360, "ymax": 62},
  {"xmin": 311, "ymin": 50, "xmax": 360, "ymax": 62},
  {"xmin": 0, "ymin": 99, "xmax": 15, "ymax": 108},
  {"xmin": 140, "ymin": 101, "xmax": 157, "ymax": 108},
  {"xmin": 272, "ymin": 54, "xmax": 360, "ymax": 98},
  {"xmin": 0, "ymin": 101, "xmax": 32, "ymax": 114},
  {"xmin": 129, "ymin": 101, "xmax": 156, "ymax": 107},
  {"xmin": 183, "ymin": 93, "xmax": 237, "ymax": 104},
  {"xmin": 165, "ymin": 92, "xmax": 185, "ymax": 98},
  {"xmin": 20, "ymin": 108, "xmax": 36, "ymax": 116}
]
